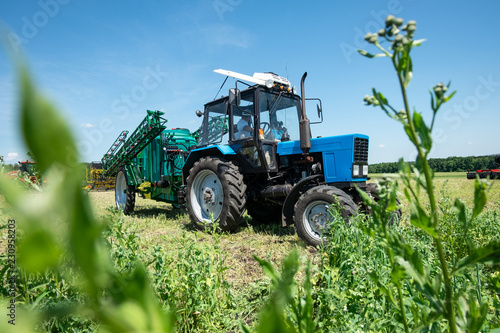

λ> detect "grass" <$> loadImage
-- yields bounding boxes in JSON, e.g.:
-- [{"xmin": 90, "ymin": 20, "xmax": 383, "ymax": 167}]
[
  {"xmin": 370, "ymin": 172, "xmax": 500, "ymax": 212},
  {"xmin": 87, "ymin": 190, "xmax": 310, "ymax": 289},
  {"xmin": 4, "ymin": 174, "xmax": 499, "ymax": 290},
  {"xmin": 84, "ymin": 174, "xmax": 500, "ymax": 290},
  {"xmin": 2, "ymin": 173, "xmax": 499, "ymax": 332}
]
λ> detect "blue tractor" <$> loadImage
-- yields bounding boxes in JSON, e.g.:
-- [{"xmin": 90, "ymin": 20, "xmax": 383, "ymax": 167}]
[
  {"xmin": 180, "ymin": 70, "xmax": 372, "ymax": 246},
  {"xmin": 104, "ymin": 69, "xmax": 377, "ymax": 246}
]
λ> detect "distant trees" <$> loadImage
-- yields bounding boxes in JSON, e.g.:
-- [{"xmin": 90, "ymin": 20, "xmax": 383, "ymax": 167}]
[
  {"xmin": 370, "ymin": 155, "xmax": 497, "ymax": 173},
  {"xmin": 2, "ymin": 163, "xmax": 20, "ymax": 172},
  {"xmin": 1, "ymin": 163, "xmax": 20, "ymax": 172}
]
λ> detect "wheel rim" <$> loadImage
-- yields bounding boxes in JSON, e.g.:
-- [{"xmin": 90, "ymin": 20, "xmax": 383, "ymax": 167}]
[
  {"xmin": 190, "ymin": 169, "xmax": 224, "ymax": 222},
  {"xmin": 115, "ymin": 171, "xmax": 127, "ymax": 210},
  {"xmin": 302, "ymin": 200, "xmax": 332, "ymax": 241}
]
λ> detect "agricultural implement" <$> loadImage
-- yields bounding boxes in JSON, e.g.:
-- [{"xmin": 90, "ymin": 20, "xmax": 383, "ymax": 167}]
[
  {"xmin": 85, "ymin": 162, "xmax": 115, "ymax": 190},
  {"xmin": 103, "ymin": 70, "xmax": 385, "ymax": 246},
  {"xmin": 466, "ymin": 154, "xmax": 500, "ymax": 179}
]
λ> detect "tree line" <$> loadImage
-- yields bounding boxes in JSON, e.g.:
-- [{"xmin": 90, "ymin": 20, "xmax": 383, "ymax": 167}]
[
  {"xmin": 1, "ymin": 163, "xmax": 20, "ymax": 172},
  {"xmin": 369, "ymin": 155, "xmax": 498, "ymax": 173}
]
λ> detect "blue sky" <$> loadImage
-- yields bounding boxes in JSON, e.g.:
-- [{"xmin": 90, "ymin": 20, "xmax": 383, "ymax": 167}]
[{"xmin": 1, "ymin": 0, "xmax": 499, "ymax": 164}]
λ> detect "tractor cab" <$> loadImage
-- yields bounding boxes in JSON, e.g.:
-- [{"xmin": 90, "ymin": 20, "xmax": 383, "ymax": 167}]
[{"xmin": 194, "ymin": 71, "xmax": 309, "ymax": 174}]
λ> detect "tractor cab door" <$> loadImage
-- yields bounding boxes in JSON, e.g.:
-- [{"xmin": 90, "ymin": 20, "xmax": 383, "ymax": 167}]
[
  {"xmin": 257, "ymin": 89, "xmax": 302, "ymax": 173},
  {"xmin": 228, "ymin": 89, "xmax": 268, "ymax": 173}
]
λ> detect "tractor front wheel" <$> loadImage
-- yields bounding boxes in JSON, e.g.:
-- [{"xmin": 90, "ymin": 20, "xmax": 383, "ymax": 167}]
[
  {"xmin": 186, "ymin": 157, "xmax": 246, "ymax": 231},
  {"xmin": 294, "ymin": 185, "xmax": 357, "ymax": 247},
  {"xmin": 115, "ymin": 168, "xmax": 135, "ymax": 215}
]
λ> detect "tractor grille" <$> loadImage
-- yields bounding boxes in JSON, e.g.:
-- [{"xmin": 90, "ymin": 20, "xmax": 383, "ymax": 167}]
[{"xmin": 354, "ymin": 137, "xmax": 369, "ymax": 163}]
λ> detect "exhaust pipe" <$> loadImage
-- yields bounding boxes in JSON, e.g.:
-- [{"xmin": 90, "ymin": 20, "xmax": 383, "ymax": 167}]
[{"xmin": 299, "ymin": 72, "xmax": 311, "ymax": 155}]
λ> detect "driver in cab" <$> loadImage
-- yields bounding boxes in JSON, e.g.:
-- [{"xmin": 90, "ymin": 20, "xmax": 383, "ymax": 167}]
[{"xmin": 235, "ymin": 114, "xmax": 254, "ymax": 139}]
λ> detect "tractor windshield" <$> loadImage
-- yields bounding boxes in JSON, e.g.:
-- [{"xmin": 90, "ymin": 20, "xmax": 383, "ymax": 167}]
[{"xmin": 259, "ymin": 91, "xmax": 300, "ymax": 142}]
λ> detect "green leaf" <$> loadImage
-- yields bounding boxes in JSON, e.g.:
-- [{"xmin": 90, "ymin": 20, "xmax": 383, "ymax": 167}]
[
  {"xmin": 254, "ymin": 255, "xmax": 279, "ymax": 285},
  {"xmin": 412, "ymin": 39, "xmax": 426, "ymax": 46},
  {"xmin": 390, "ymin": 264, "xmax": 405, "ymax": 286},
  {"xmin": 19, "ymin": 67, "xmax": 79, "ymax": 174},
  {"xmin": 402, "ymin": 54, "xmax": 413, "ymax": 88},
  {"xmin": 472, "ymin": 178, "xmax": 487, "ymax": 220},
  {"xmin": 454, "ymin": 199, "xmax": 467, "ymax": 229},
  {"xmin": 368, "ymin": 271, "xmax": 398, "ymax": 306},
  {"xmin": 443, "ymin": 90, "xmax": 457, "ymax": 103},
  {"xmin": 411, "ymin": 250, "xmax": 425, "ymax": 276},
  {"xmin": 410, "ymin": 202, "xmax": 436, "ymax": 237},
  {"xmin": 412, "ymin": 111, "xmax": 432, "ymax": 153},
  {"xmin": 373, "ymin": 89, "xmax": 389, "ymax": 105},
  {"xmin": 430, "ymin": 90, "xmax": 436, "ymax": 112},
  {"xmin": 253, "ymin": 251, "xmax": 300, "ymax": 333},
  {"xmin": 457, "ymin": 296, "xmax": 488, "ymax": 333},
  {"xmin": 29, "ymin": 291, "xmax": 50, "ymax": 311},
  {"xmin": 17, "ymin": 228, "xmax": 62, "ymax": 273},
  {"xmin": 396, "ymin": 257, "xmax": 425, "ymax": 287},
  {"xmin": 358, "ymin": 49, "xmax": 387, "ymax": 58},
  {"xmin": 403, "ymin": 123, "xmax": 417, "ymax": 146},
  {"xmin": 452, "ymin": 241, "xmax": 500, "ymax": 275}
]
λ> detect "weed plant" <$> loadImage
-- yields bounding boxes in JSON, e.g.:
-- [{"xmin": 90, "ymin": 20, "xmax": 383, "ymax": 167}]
[{"xmin": 357, "ymin": 15, "xmax": 500, "ymax": 332}]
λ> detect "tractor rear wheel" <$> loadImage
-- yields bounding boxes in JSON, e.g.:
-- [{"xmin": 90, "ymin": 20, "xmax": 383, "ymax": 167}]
[
  {"xmin": 115, "ymin": 168, "xmax": 135, "ymax": 215},
  {"xmin": 186, "ymin": 157, "xmax": 246, "ymax": 231},
  {"xmin": 294, "ymin": 185, "xmax": 357, "ymax": 247}
]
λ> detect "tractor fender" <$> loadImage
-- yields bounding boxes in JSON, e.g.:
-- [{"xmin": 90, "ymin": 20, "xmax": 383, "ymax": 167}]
[
  {"xmin": 182, "ymin": 145, "xmax": 236, "ymax": 181},
  {"xmin": 281, "ymin": 174, "xmax": 323, "ymax": 227}
]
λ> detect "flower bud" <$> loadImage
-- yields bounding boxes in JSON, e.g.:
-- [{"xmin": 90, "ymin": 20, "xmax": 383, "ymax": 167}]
[
  {"xmin": 378, "ymin": 28, "xmax": 386, "ymax": 37},
  {"xmin": 364, "ymin": 33, "xmax": 378, "ymax": 44},
  {"xmin": 385, "ymin": 15, "xmax": 395, "ymax": 27},
  {"xmin": 395, "ymin": 18, "xmax": 404, "ymax": 27},
  {"xmin": 406, "ymin": 24, "xmax": 416, "ymax": 33}
]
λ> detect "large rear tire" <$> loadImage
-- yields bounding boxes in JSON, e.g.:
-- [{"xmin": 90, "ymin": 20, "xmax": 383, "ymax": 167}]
[
  {"xmin": 186, "ymin": 157, "xmax": 246, "ymax": 231},
  {"xmin": 115, "ymin": 168, "xmax": 135, "ymax": 215},
  {"xmin": 294, "ymin": 185, "xmax": 357, "ymax": 247}
]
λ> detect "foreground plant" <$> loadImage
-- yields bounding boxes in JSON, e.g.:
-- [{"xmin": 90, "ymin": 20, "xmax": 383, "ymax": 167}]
[
  {"xmin": 359, "ymin": 15, "xmax": 500, "ymax": 332},
  {"xmin": 0, "ymin": 63, "xmax": 174, "ymax": 332},
  {"xmin": 241, "ymin": 250, "xmax": 315, "ymax": 333}
]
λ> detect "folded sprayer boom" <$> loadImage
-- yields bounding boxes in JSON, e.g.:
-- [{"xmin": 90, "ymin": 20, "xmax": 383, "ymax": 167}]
[{"xmin": 102, "ymin": 110, "xmax": 166, "ymax": 177}]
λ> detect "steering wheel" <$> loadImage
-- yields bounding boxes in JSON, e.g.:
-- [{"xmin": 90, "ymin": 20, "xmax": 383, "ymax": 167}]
[{"xmin": 260, "ymin": 122, "xmax": 270, "ymax": 135}]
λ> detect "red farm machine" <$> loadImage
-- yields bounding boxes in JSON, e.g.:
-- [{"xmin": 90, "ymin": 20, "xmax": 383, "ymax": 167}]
[{"xmin": 467, "ymin": 154, "xmax": 500, "ymax": 179}]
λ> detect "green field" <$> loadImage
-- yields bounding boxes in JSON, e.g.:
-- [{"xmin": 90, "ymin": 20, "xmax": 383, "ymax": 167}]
[
  {"xmin": 2, "ymin": 173, "xmax": 500, "ymax": 332},
  {"xmin": 84, "ymin": 173, "xmax": 500, "ymax": 288}
]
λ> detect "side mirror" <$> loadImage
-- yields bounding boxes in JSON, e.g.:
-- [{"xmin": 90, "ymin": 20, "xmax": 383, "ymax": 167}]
[
  {"xmin": 306, "ymin": 98, "xmax": 323, "ymax": 124},
  {"xmin": 228, "ymin": 88, "xmax": 241, "ymax": 106},
  {"xmin": 195, "ymin": 110, "xmax": 204, "ymax": 117}
]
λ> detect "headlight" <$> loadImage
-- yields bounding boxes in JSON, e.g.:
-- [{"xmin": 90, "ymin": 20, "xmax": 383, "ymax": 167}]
[
  {"xmin": 363, "ymin": 165, "xmax": 369, "ymax": 176},
  {"xmin": 353, "ymin": 165, "xmax": 360, "ymax": 177}
]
